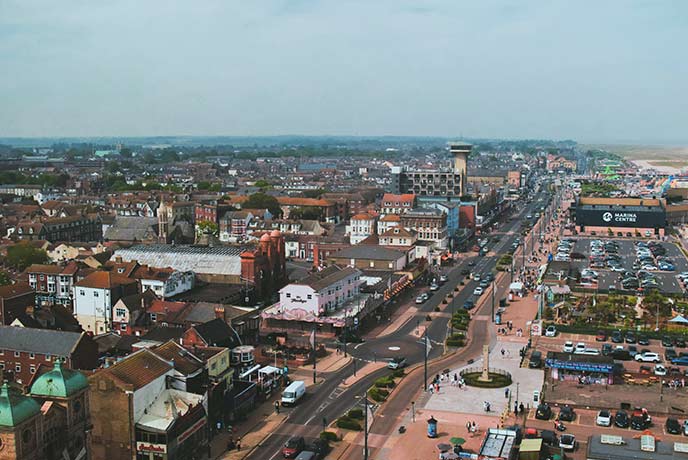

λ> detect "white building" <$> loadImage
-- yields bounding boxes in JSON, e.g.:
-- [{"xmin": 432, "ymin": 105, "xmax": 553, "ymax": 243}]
[
  {"xmin": 138, "ymin": 269, "xmax": 195, "ymax": 299},
  {"xmin": 379, "ymin": 227, "xmax": 417, "ymax": 248},
  {"xmin": 347, "ymin": 213, "xmax": 376, "ymax": 245},
  {"xmin": 73, "ymin": 271, "xmax": 138, "ymax": 334},
  {"xmin": 377, "ymin": 214, "xmax": 401, "ymax": 235},
  {"xmin": 279, "ymin": 265, "xmax": 363, "ymax": 316}
]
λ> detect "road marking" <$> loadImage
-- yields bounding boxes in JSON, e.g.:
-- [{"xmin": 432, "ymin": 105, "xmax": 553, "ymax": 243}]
[
  {"xmin": 306, "ymin": 415, "xmax": 316, "ymax": 424},
  {"xmin": 355, "ymin": 343, "xmax": 365, "ymax": 350}
]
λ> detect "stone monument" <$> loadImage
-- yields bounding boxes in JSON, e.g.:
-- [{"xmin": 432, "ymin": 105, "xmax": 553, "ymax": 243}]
[{"xmin": 479, "ymin": 344, "xmax": 492, "ymax": 382}]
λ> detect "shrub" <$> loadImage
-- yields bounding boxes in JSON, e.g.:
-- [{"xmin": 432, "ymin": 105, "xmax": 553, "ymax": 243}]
[
  {"xmin": 347, "ymin": 408, "xmax": 364, "ymax": 419},
  {"xmin": 374, "ymin": 376, "xmax": 395, "ymax": 388},
  {"xmin": 320, "ymin": 431, "xmax": 339, "ymax": 442},
  {"xmin": 336, "ymin": 416, "xmax": 362, "ymax": 431},
  {"xmin": 391, "ymin": 369, "xmax": 405, "ymax": 378},
  {"xmin": 368, "ymin": 387, "xmax": 389, "ymax": 402}
]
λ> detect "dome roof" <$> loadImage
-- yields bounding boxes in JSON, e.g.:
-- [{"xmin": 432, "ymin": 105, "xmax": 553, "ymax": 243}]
[
  {"xmin": 270, "ymin": 230, "xmax": 281, "ymax": 238},
  {"xmin": 260, "ymin": 233, "xmax": 271, "ymax": 242},
  {"xmin": 0, "ymin": 383, "xmax": 40, "ymax": 427},
  {"xmin": 29, "ymin": 360, "xmax": 88, "ymax": 399}
]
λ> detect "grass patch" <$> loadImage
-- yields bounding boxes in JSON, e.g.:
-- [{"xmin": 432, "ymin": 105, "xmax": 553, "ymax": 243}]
[{"xmin": 461, "ymin": 371, "xmax": 512, "ymax": 388}]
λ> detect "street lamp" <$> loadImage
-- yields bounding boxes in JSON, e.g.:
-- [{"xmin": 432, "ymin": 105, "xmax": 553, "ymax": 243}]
[
  {"xmin": 423, "ymin": 330, "xmax": 428, "ymax": 391},
  {"xmin": 364, "ymin": 392, "xmax": 370, "ymax": 460}
]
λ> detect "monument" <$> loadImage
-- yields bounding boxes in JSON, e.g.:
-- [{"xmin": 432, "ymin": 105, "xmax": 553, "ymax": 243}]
[{"xmin": 479, "ymin": 344, "xmax": 492, "ymax": 382}]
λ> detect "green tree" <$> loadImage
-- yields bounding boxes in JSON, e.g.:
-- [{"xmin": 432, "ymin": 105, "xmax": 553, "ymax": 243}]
[
  {"xmin": 289, "ymin": 206, "xmax": 322, "ymax": 221},
  {"xmin": 302, "ymin": 188, "xmax": 326, "ymax": 199},
  {"xmin": 242, "ymin": 193, "xmax": 282, "ymax": 217},
  {"xmin": 196, "ymin": 220, "xmax": 219, "ymax": 236},
  {"xmin": 0, "ymin": 271, "xmax": 11, "ymax": 286},
  {"xmin": 254, "ymin": 179, "xmax": 271, "ymax": 189},
  {"xmin": 6, "ymin": 243, "xmax": 49, "ymax": 271}
]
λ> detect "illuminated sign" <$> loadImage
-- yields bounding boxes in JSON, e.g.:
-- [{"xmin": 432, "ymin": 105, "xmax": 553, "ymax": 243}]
[{"xmin": 136, "ymin": 442, "xmax": 167, "ymax": 453}]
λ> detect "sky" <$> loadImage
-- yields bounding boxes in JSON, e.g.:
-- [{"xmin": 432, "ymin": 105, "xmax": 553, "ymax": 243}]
[{"xmin": 1, "ymin": 0, "xmax": 687, "ymax": 143}]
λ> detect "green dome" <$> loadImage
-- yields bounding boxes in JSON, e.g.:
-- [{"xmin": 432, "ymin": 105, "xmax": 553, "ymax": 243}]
[
  {"xmin": 29, "ymin": 360, "xmax": 88, "ymax": 398},
  {"xmin": 0, "ymin": 383, "xmax": 40, "ymax": 427}
]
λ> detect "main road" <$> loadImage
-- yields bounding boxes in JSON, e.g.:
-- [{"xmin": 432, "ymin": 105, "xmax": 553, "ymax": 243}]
[{"xmin": 246, "ymin": 189, "xmax": 550, "ymax": 460}]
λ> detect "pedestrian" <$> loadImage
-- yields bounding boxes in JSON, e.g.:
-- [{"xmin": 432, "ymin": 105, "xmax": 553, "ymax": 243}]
[
  {"xmin": 236, "ymin": 437, "xmax": 242, "ymax": 451},
  {"xmin": 514, "ymin": 403, "xmax": 518, "ymax": 415},
  {"xmin": 501, "ymin": 348, "xmax": 505, "ymax": 358},
  {"xmin": 466, "ymin": 421, "xmax": 471, "ymax": 432},
  {"xmin": 227, "ymin": 437, "xmax": 235, "ymax": 451},
  {"xmin": 274, "ymin": 400, "xmax": 280, "ymax": 414},
  {"xmin": 504, "ymin": 388, "xmax": 509, "ymax": 399},
  {"xmin": 519, "ymin": 402, "xmax": 525, "ymax": 414}
]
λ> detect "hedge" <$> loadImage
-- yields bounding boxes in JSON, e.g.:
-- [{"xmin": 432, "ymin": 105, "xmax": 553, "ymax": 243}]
[
  {"xmin": 374, "ymin": 376, "xmax": 395, "ymax": 388},
  {"xmin": 320, "ymin": 431, "xmax": 339, "ymax": 442},
  {"xmin": 391, "ymin": 369, "xmax": 406, "ymax": 378},
  {"xmin": 368, "ymin": 387, "xmax": 389, "ymax": 402},
  {"xmin": 347, "ymin": 408, "xmax": 364, "ymax": 419},
  {"xmin": 336, "ymin": 416, "xmax": 362, "ymax": 431}
]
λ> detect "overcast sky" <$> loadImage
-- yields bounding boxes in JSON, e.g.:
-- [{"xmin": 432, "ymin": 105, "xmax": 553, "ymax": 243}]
[{"xmin": 1, "ymin": 0, "xmax": 686, "ymax": 143}]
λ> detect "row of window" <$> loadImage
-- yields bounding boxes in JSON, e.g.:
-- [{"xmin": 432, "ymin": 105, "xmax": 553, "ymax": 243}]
[
  {"xmin": 0, "ymin": 362, "xmax": 37, "ymax": 374},
  {"xmin": 0, "ymin": 350, "xmax": 57, "ymax": 360}
]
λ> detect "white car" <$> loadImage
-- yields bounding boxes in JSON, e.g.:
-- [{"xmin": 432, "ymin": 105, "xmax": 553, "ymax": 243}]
[
  {"xmin": 559, "ymin": 434, "xmax": 576, "ymax": 451},
  {"xmin": 573, "ymin": 342, "xmax": 586, "ymax": 354},
  {"xmin": 545, "ymin": 325, "xmax": 557, "ymax": 337},
  {"xmin": 596, "ymin": 410, "xmax": 612, "ymax": 427},
  {"xmin": 635, "ymin": 352, "xmax": 661, "ymax": 363},
  {"xmin": 473, "ymin": 287, "xmax": 484, "ymax": 296},
  {"xmin": 579, "ymin": 348, "xmax": 600, "ymax": 356},
  {"xmin": 563, "ymin": 341, "xmax": 574, "ymax": 353},
  {"xmin": 654, "ymin": 364, "xmax": 667, "ymax": 376}
]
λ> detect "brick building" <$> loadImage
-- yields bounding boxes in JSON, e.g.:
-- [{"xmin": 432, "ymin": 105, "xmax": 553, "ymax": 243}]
[
  {"xmin": 0, "ymin": 326, "xmax": 98, "ymax": 386},
  {"xmin": 0, "ymin": 284, "xmax": 35, "ymax": 326},
  {"xmin": 26, "ymin": 261, "xmax": 81, "ymax": 308}
]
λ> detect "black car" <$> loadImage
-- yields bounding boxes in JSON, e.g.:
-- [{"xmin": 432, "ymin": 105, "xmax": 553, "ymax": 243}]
[
  {"xmin": 667, "ymin": 418, "xmax": 682, "ymax": 434},
  {"xmin": 662, "ymin": 336, "xmax": 675, "ymax": 347},
  {"xmin": 614, "ymin": 410, "xmax": 629, "ymax": 428},
  {"xmin": 601, "ymin": 344, "xmax": 613, "ymax": 356},
  {"xmin": 308, "ymin": 439, "xmax": 330, "ymax": 459},
  {"xmin": 558, "ymin": 405, "xmax": 575, "ymax": 422},
  {"xmin": 611, "ymin": 331, "xmax": 623, "ymax": 343},
  {"xmin": 625, "ymin": 332, "xmax": 636, "ymax": 344},
  {"xmin": 535, "ymin": 403, "xmax": 552, "ymax": 420},
  {"xmin": 631, "ymin": 413, "xmax": 650, "ymax": 430},
  {"xmin": 665, "ymin": 348, "xmax": 677, "ymax": 361},
  {"xmin": 529, "ymin": 351, "xmax": 543, "ymax": 369},
  {"xmin": 638, "ymin": 336, "xmax": 650, "ymax": 346},
  {"xmin": 676, "ymin": 338, "xmax": 687, "ymax": 348},
  {"xmin": 611, "ymin": 349, "xmax": 632, "ymax": 361}
]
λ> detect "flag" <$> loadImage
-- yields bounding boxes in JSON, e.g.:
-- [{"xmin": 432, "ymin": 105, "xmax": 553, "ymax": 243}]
[{"xmin": 309, "ymin": 329, "xmax": 315, "ymax": 349}]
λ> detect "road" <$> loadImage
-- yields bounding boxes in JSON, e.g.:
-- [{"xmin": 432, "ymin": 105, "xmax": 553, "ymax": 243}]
[{"xmin": 245, "ymin": 189, "xmax": 552, "ymax": 460}]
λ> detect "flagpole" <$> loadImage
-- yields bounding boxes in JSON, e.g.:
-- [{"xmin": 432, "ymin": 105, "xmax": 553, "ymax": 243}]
[{"xmin": 312, "ymin": 325, "xmax": 317, "ymax": 384}]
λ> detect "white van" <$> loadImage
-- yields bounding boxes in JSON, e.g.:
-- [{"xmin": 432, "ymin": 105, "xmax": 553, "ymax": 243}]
[{"xmin": 281, "ymin": 380, "xmax": 306, "ymax": 406}]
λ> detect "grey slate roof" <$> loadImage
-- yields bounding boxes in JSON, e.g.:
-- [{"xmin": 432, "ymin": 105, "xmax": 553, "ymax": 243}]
[
  {"xmin": 0, "ymin": 326, "xmax": 85, "ymax": 356},
  {"xmin": 330, "ymin": 245, "xmax": 405, "ymax": 261},
  {"xmin": 295, "ymin": 265, "xmax": 359, "ymax": 291},
  {"xmin": 104, "ymin": 216, "xmax": 158, "ymax": 241}
]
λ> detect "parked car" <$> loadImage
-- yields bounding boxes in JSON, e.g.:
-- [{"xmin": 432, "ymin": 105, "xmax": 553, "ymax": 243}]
[
  {"xmin": 614, "ymin": 410, "xmax": 629, "ymax": 428},
  {"xmin": 282, "ymin": 437, "xmax": 305, "ymax": 458},
  {"xmin": 596, "ymin": 330, "xmax": 607, "ymax": 342},
  {"xmin": 667, "ymin": 418, "xmax": 682, "ymax": 435},
  {"xmin": 611, "ymin": 331, "xmax": 623, "ymax": 343},
  {"xmin": 473, "ymin": 287, "xmax": 484, "ymax": 296},
  {"xmin": 654, "ymin": 364, "xmax": 667, "ymax": 376},
  {"xmin": 683, "ymin": 420, "xmax": 688, "ymax": 436},
  {"xmin": 635, "ymin": 352, "xmax": 661, "ymax": 363},
  {"xmin": 558, "ymin": 405, "xmax": 575, "ymax": 422},
  {"xmin": 529, "ymin": 351, "xmax": 543, "ymax": 369},
  {"xmin": 662, "ymin": 336, "xmax": 675, "ymax": 347},
  {"xmin": 563, "ymin": 341, "xmax": 574, "ymax": 353},
  {"xmin": 535, "ymin": 403, "xmax": 552, "ymax": 420},
  {"xmin": 601, "ymin": 343, "xmax": 613, "ymax": 356},
  {"xmin": 430, "ymin": 283, "xmax": 439, "ymax": 291},
  {"xmin": 627, "ymin": 345, "xmax": 638, "ymax": 358},
  {"xmin": 559, "ymin": 434, "xmax": 576, "ymax": 451},
  {"xmin": 638, "ymin": 336, "xmax": 650, "ymax": 346},
  {"xmin": 596, "ymin": 410, "xmax": 612, "ymax": 427},
  {"xmin": 631, "ymin": 409, "xmax": 651, "ymax": 430},
  {"xmin": 676, "ymin": 338, "xmax": 687, "ymax": 348},
  {"xmin": 415, "ymin": 293, "xmax": 429, "ymax": 304},
  {"xmin": 665, "ymin": 348, "xmax": 678, "ymax": 361},
  {"xmin": 573, "ymin": 342, "xmax": 586, "ymax": 354},
  {"xmin": 670, "ymin": 356, "xmax": 688, "ymax": 366},
  {"xmin": 545, "ymin": 325, "xmax": 557, "ymax": 337},
  {"xmin": 625, "ymin": 332, "xmax": 636, "ymax": 344}
]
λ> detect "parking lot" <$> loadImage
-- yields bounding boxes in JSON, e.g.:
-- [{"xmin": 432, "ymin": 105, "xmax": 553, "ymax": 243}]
[{"xmin": 556, "ymin": 237, "xmax": 688, "ymax": 295}]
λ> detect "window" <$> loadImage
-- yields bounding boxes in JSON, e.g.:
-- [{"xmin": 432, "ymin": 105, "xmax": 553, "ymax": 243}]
[
  {"xmin": 30, "ymin": 365, "xmax": 35, "ymax": 374},
  {"xmin": 116, "ymin": 308, "xmax": 126, "ymax": 317},
  {"xmin": 80, "ymin": 290, "xmax": 85, "ymax": 296},
  {"xmin": 14, "ymin": 351, "xmax": 20, "ymax": 358},
  {"xmin": 29, "ymin": 353, "xmax": 35, "ymax": 359},
  {"xmin": 120, "ymin": 324, "xmax": 127, "ymax": 331},
  {"xmin": 306, "ymin": 294, "xmax": 312, "ymax": 300},
  {"xmin": 40, "ymin": 275, "xmax": 44, "ymax": 281},
  {"xmin": 285, "ymin": 293, "xmax": 291, "ymax": 298},
  {"xmin": 150, "ymin": 313, "xmax": 157, "ymax": 322},
  {"xmin": 0, "ymin": 363, "xmax": 4, "ymax": 370},
  {"xmin": 45, "ymin": 354, "xmax": 51, "ymax": 361},
  {"xmin": 93, "ymin": 291, "xmax": 99, "ymax": 297},
  {"xmin": 15, "ymin": 365, "xmax": 21, "ymax": 373}
]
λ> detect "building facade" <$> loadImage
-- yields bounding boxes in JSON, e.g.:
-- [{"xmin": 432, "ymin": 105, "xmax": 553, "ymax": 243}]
[{"xmin": 400, "ymin": 208, "xmax": 448, "ymax": 249}]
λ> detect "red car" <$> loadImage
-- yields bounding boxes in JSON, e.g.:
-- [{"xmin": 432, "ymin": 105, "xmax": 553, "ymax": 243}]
[
  {"xmin": 282, "ymin": 437, "xmax": 305, "ymax": 458},
  {"xmin": 596, "ymin": 331, "xmax": 607, "ymax": 342}
]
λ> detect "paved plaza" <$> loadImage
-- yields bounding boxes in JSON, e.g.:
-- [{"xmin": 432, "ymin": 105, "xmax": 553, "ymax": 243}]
[{"xmin": 424, "ymin": 340, "xmax": 544, "ymax": 416}]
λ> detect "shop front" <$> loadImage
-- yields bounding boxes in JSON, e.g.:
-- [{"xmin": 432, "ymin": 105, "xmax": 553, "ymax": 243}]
[{"xmin": 545, "ymin": 352, "xmax": 615, "ymax": 385}]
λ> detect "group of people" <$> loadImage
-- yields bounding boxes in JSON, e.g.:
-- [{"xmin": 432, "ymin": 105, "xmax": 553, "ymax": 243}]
[
  {"xmin": 465, "ymin": 420, "xmax": 480, "ymax": 434},
  {"xmin": 664, "ymin": 378, "xmax": 687, "ymax": 389}
]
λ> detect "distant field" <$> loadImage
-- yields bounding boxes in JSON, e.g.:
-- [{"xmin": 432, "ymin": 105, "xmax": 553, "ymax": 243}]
[
  {"xmin": 648, "ymin": 160, "xmax": 688, "ymax": 168},
  {"xmin": 584, "ymin": 144, "xmax": 688, "ymax": 160}
]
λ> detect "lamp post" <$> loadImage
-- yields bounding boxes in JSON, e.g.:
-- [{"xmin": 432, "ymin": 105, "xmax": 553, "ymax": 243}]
[
  {"xmin": 423, "ymin": 331, "xmax": 428, "ymax": 391},
  {"xmin": 450, "ymin": 294, "xmax": 455, "ymax": 336},
  {"xmin": 491, "ymin": 280, "xmax": 496, "ymax": 323},
  {"xmin": 411, "ymin": 401, "xmax": 416, "ymax": 422},
  {"xmin": 364, "ymin": 392, "xmax": 369, "ymax": 460}
]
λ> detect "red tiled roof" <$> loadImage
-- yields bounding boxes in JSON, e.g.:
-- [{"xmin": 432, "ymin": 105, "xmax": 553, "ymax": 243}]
[
  {"xmin": 100, "ymin": 348, "xmax": 172, "ymax": 390},
  {"xmin": 74, "ymin": 271, "xmax": 137, "ymax": 289},
  {"xmin": 277, "ymin": 197, "xmax": 334, "ymax": 207},
  {"xmin": 351, "ymin": 213, "xmax": 374, "ymax": 221},
  {"xmin": 381, "ymin": 193, "xmax": 415, "ymax": 205},
  {"xmin": 0, "ymin": 282, "xmax": 34, "ymax": 298}
]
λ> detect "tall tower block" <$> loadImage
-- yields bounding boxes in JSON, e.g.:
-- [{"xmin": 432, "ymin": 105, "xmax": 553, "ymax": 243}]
[{"xmin": 449, "ymin": 142, "xmax": 471, "ymax": 196}]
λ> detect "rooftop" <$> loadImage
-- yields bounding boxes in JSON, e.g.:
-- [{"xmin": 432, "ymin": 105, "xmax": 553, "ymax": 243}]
[
  {"xmin": 291, "ymin": 265, "xmax": 360, "ymax": 291},
  {"xmin": 0, "ymin": 326, "xmax": 86, "ymax": 356},
  {"xmin": 100, "ymin": 348, "xmax": 172, "ymax": 391}
]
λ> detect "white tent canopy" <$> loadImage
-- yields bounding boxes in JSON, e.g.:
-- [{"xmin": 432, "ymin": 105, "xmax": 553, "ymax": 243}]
[
  {"xmin": 509, "ymin": 282, "xmax": 524, "ymax": 292},
  {"xmin": 669, "ymin": 315, "xmax": 688, "ymax": 324}
]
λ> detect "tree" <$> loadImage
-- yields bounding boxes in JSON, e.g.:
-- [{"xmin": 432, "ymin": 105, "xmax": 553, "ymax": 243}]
[
  {"xmin": 6, "ymin": 243, "xmax": 49, "ymax": 271},
  {"xmin": 242, "ymin": 193, "xmax": 282, "ymax": 217},
  {"xmin": 254, "ymin": 179, "xmax": 271, "ymax": 189},
  {"xmin": 303, "ymin": 188, "xmax": 326, "ymax": 199},
  {"xmin": 196, "ymin": 220, "xmax": 219, "ymax": 236},
  {"xmin": 0, "ymin": 271, "xmax": 11, "ymax": 286},
  {"xmin": 289, "ymin": 206, "xmax": 322, "ymax": 221}
]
